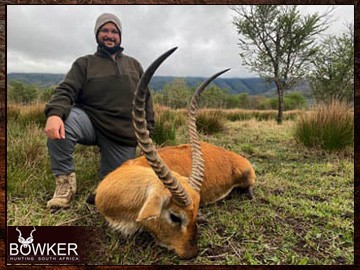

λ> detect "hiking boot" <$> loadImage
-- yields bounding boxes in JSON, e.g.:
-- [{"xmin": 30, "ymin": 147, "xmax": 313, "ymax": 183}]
[{"xmin": 47, "ymin": 172, "xmax": 77, "ymax": 209}]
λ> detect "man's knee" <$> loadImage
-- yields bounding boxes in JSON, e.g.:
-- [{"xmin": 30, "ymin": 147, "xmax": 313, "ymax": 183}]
[{"xmin": 64, "ymin": 108, "xmax": 96, "ymax": 144}]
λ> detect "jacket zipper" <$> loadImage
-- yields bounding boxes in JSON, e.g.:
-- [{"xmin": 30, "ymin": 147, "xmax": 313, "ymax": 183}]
[{"xmin": 112, "ymin": 58, "xmax": 120, "ymax": 76}]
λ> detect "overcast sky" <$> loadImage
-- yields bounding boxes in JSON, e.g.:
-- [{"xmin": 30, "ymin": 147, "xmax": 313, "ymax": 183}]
[{"xmin": 7, "ymin": 5, "xmax": 354, "ymax": 78}]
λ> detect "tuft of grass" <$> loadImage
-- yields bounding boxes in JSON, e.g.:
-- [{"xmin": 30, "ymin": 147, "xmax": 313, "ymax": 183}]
[
  {"xmin": 196, "ymin": 109, "xmax": 226, "ymax": 134},
  {"xmin": 152, "ymin": 105, "xmax": 186, "ymax": 146},
  {"xmin": 224, "ymin": 109, "xmax": 301, "ymax": 122},
  {"xmin": 294, "ymin": 101, "xmax": 353, "ymax": 151},
  {"xmin": 7, "ymin": 102, "xmax": 46, "ymax": 126}
]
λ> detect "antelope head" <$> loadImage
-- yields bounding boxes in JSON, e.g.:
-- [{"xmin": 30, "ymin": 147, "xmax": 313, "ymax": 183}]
[
  {"xmin": 132, "ymin": 47, "xmax": 229, "ymax": 258},
  {"xmin": 16, "ymin": 227, "xmax": 36, "ymax": 248}
]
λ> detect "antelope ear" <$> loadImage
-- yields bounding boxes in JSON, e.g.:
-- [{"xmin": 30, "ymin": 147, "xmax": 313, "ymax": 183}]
[{"xmin": 136, "ymin": 189, "xmax": 170, "ymax": 222}]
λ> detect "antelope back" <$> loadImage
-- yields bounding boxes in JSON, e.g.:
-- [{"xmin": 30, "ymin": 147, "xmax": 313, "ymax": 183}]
[{"xmin": 125, "ymin": 141, "xmax": 256, "ymax": 205}]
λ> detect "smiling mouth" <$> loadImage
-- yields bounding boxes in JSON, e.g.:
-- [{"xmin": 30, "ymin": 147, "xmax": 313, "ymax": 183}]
[{"xmin": 103, "ymin": 38, "xmax": 116, "ymax": 43}]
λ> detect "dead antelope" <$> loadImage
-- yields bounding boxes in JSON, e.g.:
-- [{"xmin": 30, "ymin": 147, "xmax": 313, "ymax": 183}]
[
  {"xmin": 122, "ymin": 68, "xmax": 256, "ymax": 205},
  {"xmin": 95, "ymin": 47, "xmax": 229, "ymax": 259},
  {"xmin": 126, "ymin": 141, "xmax": 256, "ymax": 205}
]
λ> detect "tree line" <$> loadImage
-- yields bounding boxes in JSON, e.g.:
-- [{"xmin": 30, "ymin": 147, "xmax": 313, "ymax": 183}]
[
  {"xmin": 7, "ymin": 5, "xmax": 353, "ymax": 115},
  {"xmin": 153, "ymin": 78, "xmax": 307, "ymax": 110},
  {"xmin": 7, "ymin": 79, "xmax": 307, "ymax": 111}
]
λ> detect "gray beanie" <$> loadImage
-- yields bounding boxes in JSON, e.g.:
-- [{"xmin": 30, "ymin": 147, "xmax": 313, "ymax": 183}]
[{"xmin": 94, "ymin": 13, "xmax": 122, "ymax": 36}]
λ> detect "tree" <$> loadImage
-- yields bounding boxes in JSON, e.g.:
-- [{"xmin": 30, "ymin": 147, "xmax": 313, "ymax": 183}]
[
  {"xmin": 226, "ymin": 93, "xmax": 250, "ymax": 109},
  {"xmin": 284, "ymin": 92, "xmax": 307, "ymax": 110},
  {"xmin": 231, "ymin": 5, "xmax": 332, "ymax": 124},
  {"xmin": 308, "ymin": 26, "xmax": 354, "ymax": 104},
  {"xmin": 161, "ymin": 79, "xmax": 191, "ymax": 109},
  {"xmin": 198, "ymin": 85, "xmax": 228, "ymax": 108},
  {"xmin": 8, "ymin": 81, "xmax": 38, "ymax": 104}
]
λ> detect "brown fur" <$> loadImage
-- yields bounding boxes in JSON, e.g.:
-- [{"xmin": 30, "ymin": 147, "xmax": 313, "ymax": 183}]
[
  {"xmin": 95, "ymin": 141, "xmax": 255, "ymax": 258},
  {"xmin": 125, "ymin": 141, "xmax": 256, "ymax": 205},
  {"xmin": 95, "ymin": 165, "xmax": 200, "ymax": 259}
]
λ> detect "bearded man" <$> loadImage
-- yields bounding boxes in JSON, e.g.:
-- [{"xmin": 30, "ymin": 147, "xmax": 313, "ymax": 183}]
[{"xmin": 44, "ymin": 13, "xmax": 154, "ymax": 209}]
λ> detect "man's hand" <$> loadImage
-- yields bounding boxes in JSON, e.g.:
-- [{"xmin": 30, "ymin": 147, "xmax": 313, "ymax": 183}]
[{"xmin": 44, "ymin": 115, "xmax": 65, "ymax": 139}]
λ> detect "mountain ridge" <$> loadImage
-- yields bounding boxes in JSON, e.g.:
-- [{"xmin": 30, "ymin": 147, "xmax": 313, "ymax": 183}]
[{"xmin": 7, "ymin": 73, "xmax": 310, "ymax": 97}]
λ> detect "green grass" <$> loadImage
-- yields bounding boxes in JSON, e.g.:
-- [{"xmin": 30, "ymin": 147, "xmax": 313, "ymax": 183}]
[
  {"xmin": 294, "ymin": 101, "xmax": 354, "ymax": 150},
  {"xmin": 7, "ymin": 104, "xmax": 354, "ymax": 265},
  {"xmin": 196, "ymin": 109, "xmax": 226, "ymax": 134},
  {"xmin": 152, "ymin": 105, "xmax": 186, "ymax": 146}
]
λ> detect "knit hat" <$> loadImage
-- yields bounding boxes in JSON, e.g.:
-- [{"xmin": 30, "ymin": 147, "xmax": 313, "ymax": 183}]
[{"xmin": 94, "ymin": 13, "xmax": 122, "ymax": 36}]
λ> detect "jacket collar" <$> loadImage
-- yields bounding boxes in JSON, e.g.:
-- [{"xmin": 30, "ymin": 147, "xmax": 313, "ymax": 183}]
[{"xmin": 95, "ymin": 46, "xmax": 124, "ymax": 59}]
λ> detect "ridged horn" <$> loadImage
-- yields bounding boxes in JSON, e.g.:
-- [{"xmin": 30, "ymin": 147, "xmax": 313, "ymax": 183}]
[
  {"xmin": 132, "ymin": 47, "xmax": 192, "ymax": 207},
  {"xmin": 188, "ymin": 69, "xmax": 231, "ymax": 192}
]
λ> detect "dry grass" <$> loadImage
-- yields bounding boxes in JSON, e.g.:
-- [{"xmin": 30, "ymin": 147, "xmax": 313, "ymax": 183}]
[
  {"xmin": 7, "ymin": 102, "xmax": 46, "ymax": 126},
  {"xmin": 294, "ymin": 101, "xmax": 354, "ymax": 150},
  {"xmin": 6, "ymin": 102, "xmax": 354, "ymax": 265}
]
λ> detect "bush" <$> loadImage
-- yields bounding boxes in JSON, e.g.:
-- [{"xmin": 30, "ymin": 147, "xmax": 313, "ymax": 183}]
[
  {"xmin": 152, "ymin": 105, "xmax": 186, "ymax": 146},
  {"xmin": 39, "ymin": 87, "xmax": 56, "ymax": 102},
  {"xmin": 294, "ymin": 101, "xmax": 353, "ymax": 150},
  {"xmin": 196, "ymin": 109, "xmax": 226, "ymax": 134},
  {"xmin": 270, "ymin": 92, "xmax": 307, "ymax": 111},
  {"xmin": 8, "ymin": 81, "xmax": 39, "ymax": 104}
]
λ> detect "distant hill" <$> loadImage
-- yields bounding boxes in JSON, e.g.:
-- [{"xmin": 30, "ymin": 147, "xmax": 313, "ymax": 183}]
[
  {"xmin": 7, "ymin": 73, "xmax": 310, "ymax": 97},
  {"xmin": 7, "ymin": 73, "xmax": 66, "ymax": 88}
]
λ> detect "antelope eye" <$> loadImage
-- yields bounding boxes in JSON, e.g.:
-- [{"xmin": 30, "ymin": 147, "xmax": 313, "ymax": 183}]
[{"xmin": 170, "ymin": 213, "xmax": 182, "ymax": 225}]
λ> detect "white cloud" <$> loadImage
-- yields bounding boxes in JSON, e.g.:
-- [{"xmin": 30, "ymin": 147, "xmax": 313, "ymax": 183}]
[{"xmin": 7, "ymin": 5, "xmax": 354, "ymax": 78}]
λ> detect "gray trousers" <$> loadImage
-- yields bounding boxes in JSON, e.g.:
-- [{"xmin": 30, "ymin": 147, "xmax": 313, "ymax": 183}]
[{"xmin": 47, "ymin": 107, "xmax": 136, "ymax": 179}]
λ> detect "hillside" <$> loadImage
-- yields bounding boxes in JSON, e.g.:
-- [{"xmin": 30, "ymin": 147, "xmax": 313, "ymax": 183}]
[{"xmin": 7, "ymin": 73, "xmax": 310, "ymax": 97}]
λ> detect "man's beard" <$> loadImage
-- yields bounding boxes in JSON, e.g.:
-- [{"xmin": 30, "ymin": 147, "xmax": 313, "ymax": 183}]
[{"xmin": 98, "ymin": 40, "xmax": 122, "ymax": 54}]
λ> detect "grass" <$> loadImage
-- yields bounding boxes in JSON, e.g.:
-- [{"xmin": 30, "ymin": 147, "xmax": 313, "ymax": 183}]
[
  {"xmin": 196, "ymin": 109, "xmax": 226, "ymax": 135},
  {"xmin": 294, "ymin": 101, "xmax": 354, "ymax": 150},
  {"xmin": 6, "ymin": 103, "xmax": 354, "ymax": 265},
  {"xmin": 152, "ymin": 104, "xmax": 186, "ymax": 146}
]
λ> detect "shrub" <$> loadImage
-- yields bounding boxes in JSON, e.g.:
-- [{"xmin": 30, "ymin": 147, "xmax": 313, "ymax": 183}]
[
  {"xmin": 152, "ymin": 105, "xmax": 186, "ymax": 146},
  {"xmin": 8, "ymin": 81, "xmax": 38, "ymax": 104},
  {"xmin": 284, "ymin": 92, "xmax": 307, "ymax": 110},
  {"xmin": 270, "ymin": 92, "xmax": 307, "ymax": 111},
  {"xmin": 196, "ymin": 109, "xmax": 226, "ymax": 134},
  {"xmin": 39, "ymin": 87, "xmax": 56, "ymax": 102},
  {"xmin": 294, "ymin": 101, "xmax": 353, "ymax": 150},
  {"xmin": 225, "ymin": 110, "xmax": 252, "ymax": 121}
]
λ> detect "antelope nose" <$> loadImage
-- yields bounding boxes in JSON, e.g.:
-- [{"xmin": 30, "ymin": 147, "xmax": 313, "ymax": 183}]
[{"xmin": 178, "ymin": 247, "xmax": 199, "ymax": 260}]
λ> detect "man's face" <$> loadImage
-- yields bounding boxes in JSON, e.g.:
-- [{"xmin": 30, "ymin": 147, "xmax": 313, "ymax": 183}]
[{"xmin": 97, "ymin": 22, "xmax": 121, "ymax": 51}]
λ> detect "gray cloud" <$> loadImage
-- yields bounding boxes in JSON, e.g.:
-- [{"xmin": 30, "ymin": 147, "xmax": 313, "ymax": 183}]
[{"xmin": 7, "ymin": 5, "xmax": 354, "ymax": 78}]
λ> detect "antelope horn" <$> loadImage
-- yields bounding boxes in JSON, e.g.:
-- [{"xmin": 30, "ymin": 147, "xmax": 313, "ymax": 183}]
[
  {"xmin": 188, "ymin": 69, "xmax": 231, "ymax": 191},
  {"xmin": 16, "ymin": 227, "xmax": 22, "ymax": 238},
  {"xmin": 132, "ymin": 47, "xmax": 191, "ymax": 207},
  {"xmin": 29, "ymin": 226, "xmax": 36, "ymax": 238}
]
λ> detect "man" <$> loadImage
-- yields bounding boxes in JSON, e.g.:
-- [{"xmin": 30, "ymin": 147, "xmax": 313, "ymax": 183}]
[{"xmin": 44, "ymin": 13, "xmax": 154, "ymax": 209}]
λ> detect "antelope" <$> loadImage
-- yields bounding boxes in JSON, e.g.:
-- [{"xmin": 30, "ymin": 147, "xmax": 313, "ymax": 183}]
[
  {"xmin": 95, "ymin": 47, "xmax": 229, "ymax": 259},
  {"xmin": 125, "ymin": 142, "xmax": 256, "ymax": 205},
  {"xmin": 122, "ymin": 82, "xmax": 256, "ymax": 206}
]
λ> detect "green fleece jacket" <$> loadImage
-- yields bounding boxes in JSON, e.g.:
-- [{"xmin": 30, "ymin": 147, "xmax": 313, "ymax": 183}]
[{"xmin": 44, "ymin": 47, "xmax": 154, "ymax": 146}]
